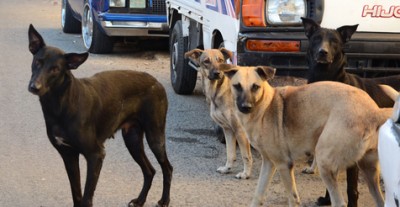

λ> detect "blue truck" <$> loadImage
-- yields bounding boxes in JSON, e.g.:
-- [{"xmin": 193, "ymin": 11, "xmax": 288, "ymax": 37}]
[{"xmin": 61, "ymin": 0, "xmax": 168, "ymax": 53}]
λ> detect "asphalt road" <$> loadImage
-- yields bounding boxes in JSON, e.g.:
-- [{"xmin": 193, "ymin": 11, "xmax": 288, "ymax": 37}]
[{"xmin": 0, "ymin": 1, "xmax": 376, "ymax": 207}]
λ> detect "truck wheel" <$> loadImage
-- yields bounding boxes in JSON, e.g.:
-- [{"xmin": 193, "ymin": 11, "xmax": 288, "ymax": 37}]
[
  {"xmin": 61, "ymin": 0, "xmax": 81, "ymax": 33},
  {"xmin": 82, "ymin": 2, "xmax": 113, "ymax": 54},
  {"xmin": 170, "ymin": 20, "xmax": 197, "ymax": 95}
]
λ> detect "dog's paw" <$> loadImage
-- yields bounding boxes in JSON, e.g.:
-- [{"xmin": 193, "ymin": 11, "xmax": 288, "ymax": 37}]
[
  {"xmin": 128, "ymin": 199, "xmax": 144, "ymax": 207},
  {"xmin": 156, "ymin": 199, "xmax": 169, "ymax": 207},
  {"xmin": 217, "ymin": 166, "xmax": 231, "ymax": 174},
  {"xmin": 316, "ymin": 196, "xmax": 331, "ymax": 206},
  {"xmin": 235, "ymin": 172, "xmax": 250, "ymax": 179},
  {"xmin": 302, "ymin": 167, "xmax": 315, "ymax": 174}
]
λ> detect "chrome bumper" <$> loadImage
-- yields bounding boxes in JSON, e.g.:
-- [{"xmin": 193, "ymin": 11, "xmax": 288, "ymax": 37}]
[{"xmin": 101, "ymin": 21, "xmax": 169, "ymax": 37}]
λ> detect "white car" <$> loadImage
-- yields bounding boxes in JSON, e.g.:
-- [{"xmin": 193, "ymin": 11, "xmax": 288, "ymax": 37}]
[{"xmin": 378, "ymin": 97, "xmax": 400, "ymax": 207}]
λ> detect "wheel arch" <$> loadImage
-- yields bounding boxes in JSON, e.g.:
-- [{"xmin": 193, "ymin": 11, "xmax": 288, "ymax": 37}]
[{"xmin": 212, "ymin": 30, "xmax": 224, "ymax": 49}]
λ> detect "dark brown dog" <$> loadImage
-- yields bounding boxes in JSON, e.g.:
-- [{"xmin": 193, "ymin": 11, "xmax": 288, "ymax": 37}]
[
  {"xmin": 302, "ymin": 17, "xmax": 400, "ymax": 207},
  {"xmin": 28, "ymin": 25, "xmax": 172, "ymax": 207}
]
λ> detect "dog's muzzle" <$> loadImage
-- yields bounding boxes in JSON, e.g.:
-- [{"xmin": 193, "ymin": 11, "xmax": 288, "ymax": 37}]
[
  {"xmin": 28, "ymin": 81, "xmax": 41, "ymax": 95},
  {"xmin": 315, "ymin": 48, "xmax": 333, "ymax": 64},
  {"xmin": 208, "ymin": 70, "xmax": 222, "ymax": 80},
  {"xmin": 237, "ymin": 103, "xmax": 253, "ymax": 114}
]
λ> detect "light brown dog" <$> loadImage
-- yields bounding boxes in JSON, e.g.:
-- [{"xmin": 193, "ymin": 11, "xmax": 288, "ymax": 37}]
[
  {"xmin": 185, "ymin": 48, "xmax": 253, "ymax": 179},
  {"xmin": 220, "ymin": 64, "xmax": 391, "ymax": 207}
]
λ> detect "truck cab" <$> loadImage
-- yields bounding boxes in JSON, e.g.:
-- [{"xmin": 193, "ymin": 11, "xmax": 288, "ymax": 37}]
[{"xmin": 167, "ymin": 0, "xmax": 400, "ymax": 94}]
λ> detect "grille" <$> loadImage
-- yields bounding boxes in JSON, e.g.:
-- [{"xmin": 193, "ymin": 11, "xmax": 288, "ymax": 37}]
[{"xmin": 151, "ymin": 0, "xmax": 166, "ymax": 14}]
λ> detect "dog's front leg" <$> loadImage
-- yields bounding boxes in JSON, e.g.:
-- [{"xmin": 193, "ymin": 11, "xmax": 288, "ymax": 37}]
[
  {"xmin": 276, "ymin": 162, "xmax": 301, "ymax": 207},
  {"xmin": 81, "ymin": 151, "xmax": 105, "ymax": 207},
  {"xmin": 234, "ymin": 129, "xmax": 253, "ymax": 179},
  {"xmin": 58, "ymin": 149, "xmax": 83, "ymax": 207},
  {"xmin": 217, "ymin": 128, "xmax": 236, "ymax": 174},
  {"xmin": 251, "ymin": 157, "xmax": 276, "ymax": 207}
]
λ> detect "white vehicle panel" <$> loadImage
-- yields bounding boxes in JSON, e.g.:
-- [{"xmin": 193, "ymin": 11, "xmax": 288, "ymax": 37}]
[
  {"xmin": 322, "ymin": 0, "xmax": 400, "ymax": 33},
  {"xmin": 378, "ymin": 119, "xmax": 400, "ymax": 207}
]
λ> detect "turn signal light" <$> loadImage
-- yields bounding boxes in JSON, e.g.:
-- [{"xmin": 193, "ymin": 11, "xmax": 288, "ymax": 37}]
[
  {"xmin": 246, "ymin": 40, "xmax": 300, "ymax": 52},
  {"xmin": 242, "ymin": 0, "xmax": 266, "ymax": 27}
]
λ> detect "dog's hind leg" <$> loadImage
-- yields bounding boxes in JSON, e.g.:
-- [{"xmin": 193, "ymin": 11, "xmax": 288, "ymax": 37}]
[
  {"xmin": 346, "ymin": 165, "xmax": 359, "ymax": 207},
  {"xmin": 357, "ymin": 151, "xmax": 384, "ymax": 207},
  {"xmin": 276, "ymin": 162, "xmax": 301, "ymax": 207},
  {"xmin": 234, "ymin": 129, "xmax": 253, "ymax": 179},
  {"xmin": 144, "ymin": 128, "xmax": 173, "ymax": 207},
  {"xmin": 251, "ymin": 157, "xmax": 276, "ymax": 207},
  {"xmin": 317, "ymin": 159, "xmax": 346, "ymax": 207},
  {"xmin": 58, "ymin": 149, "xmax": 83, "ymax": 206},
  {"xmin": 217, "ymin": 128, "xmax": 236, "ymax": 174},
  {"xmin": 122, "ymin": 126, "xmax": 156, "ymax": 207}
]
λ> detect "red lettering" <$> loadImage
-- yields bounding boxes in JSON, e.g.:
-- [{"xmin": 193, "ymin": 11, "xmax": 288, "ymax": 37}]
[
  {"xmin": 395, "ymin": 7, "xmax": 400, "ymax": 18},
  {"xmin": 362, "ymin": 5, "xmax": 378, "ymax": 17},
  {"xmin": 362, "ymin": 5, "xmax": 400, "ymax": 18},
  {"xmin": 380, "ymin": 6, "xmax": 394, "ymax": 18}
]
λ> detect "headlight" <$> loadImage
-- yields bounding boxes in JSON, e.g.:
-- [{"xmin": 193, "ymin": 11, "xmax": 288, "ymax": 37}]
[
  {"xmin": 110, "ymin": 0, "xmax": 125, "ymax": 7},
  {"xmin": 266, "ymin": 0, "xmax": 306, "ymax": 25},
  {"xmin": 130, "ymin": 0, "xmax": 146, "ymax": 9}
]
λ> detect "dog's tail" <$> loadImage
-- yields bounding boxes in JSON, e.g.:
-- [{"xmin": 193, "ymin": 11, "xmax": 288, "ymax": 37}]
[{"xmin": 380, "ymin": 84, "xmax": 399, "ymax": 102}]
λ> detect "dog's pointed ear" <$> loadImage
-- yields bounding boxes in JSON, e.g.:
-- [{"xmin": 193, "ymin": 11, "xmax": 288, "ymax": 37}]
[
  {"xmin": 220, "ymin": 63, "xmax": 237, "ymax": 79},
  {"xmin": 301, "ymin": 17, "xmax": 320, "ymax": 39},
  {"xmin": 185, "ymin": 49, "xmax": 203, "ymax": 65},
  {"xmin": 255, "ymin": 66, "xmax": 276, "ymax": 81},
  {"xmin": 64, "ymin": 52, "xmax": 89, "ymax": 70},
  {"xmin": 219, "ymin": 48, "xmax": 233, "ymax": 62},
  {"xmin": 336, "ymin": 24, "xmax": 358, "ymax": 43},
  {"xmin": 28, "ymin": 24, "xmax": 46, "ymax": 54}
]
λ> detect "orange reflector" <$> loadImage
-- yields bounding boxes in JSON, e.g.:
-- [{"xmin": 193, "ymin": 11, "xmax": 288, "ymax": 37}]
[
  {"xmin": 242, "ymin": 0, "xmax": 266, "ymax": 27},
  {"xmin": 246, "ymin": 40, "xmax": 300, "ymax": 52}
]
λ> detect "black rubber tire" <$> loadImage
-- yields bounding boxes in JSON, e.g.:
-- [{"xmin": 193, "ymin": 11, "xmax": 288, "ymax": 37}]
[
  {"xmin": 169, "ymin": 20, "xmax": 197, "ymax": 95},
  {"xmin": 82, "ymin": 1, "xmax": 113, "ymax": 54},
  {"xmin": 61, "ymin": 0, "xmax": 81, "ymax": 33}
]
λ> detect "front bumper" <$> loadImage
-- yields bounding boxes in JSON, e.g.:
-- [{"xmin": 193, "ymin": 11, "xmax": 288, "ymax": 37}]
[
  {"xmin": 98, "ymin": 13, "xmax": 168, "ymax": 37},
  {"xmin": 237, "ymin": 31, "xmax": 400, "ymax": 78}
]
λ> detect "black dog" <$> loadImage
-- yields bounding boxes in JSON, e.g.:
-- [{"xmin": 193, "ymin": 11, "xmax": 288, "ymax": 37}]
[
  {"xmin": 28, "ymin": 25, "xmax": 172, "ymax": 207},
  {"xmin": 302, "ymin": 17, "xmax": 400, "ymax": 207}
]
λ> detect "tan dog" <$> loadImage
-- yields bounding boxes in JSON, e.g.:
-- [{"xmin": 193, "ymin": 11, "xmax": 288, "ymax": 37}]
[
  {"xmin": 185, "ymin": 48, "xmax": 253, "ymax": 179},
  {"xmin": 302, "ymin": 84, "xmax": 399, "ymax": 175},
  {"xmin": 220, "ymin": 64, "xmax": 391, "ymax": 207}
]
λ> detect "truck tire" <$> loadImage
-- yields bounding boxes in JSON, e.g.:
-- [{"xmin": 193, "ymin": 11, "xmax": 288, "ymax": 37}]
[
  {"xmin": 61, "ymin": 0, "xmax": 81, "ymax": 33},
  {"xmin": 170, "ymin": 20, "xmax": 197, "ymax": 95},
  {"xmin": 82, "ymin": 1, "xmax": 113, "ymax": 54}
]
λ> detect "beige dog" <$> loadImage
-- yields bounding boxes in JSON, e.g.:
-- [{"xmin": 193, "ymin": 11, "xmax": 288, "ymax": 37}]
[
  {"xmin": 185, "ymin": 49, "xmax": 253, "ymax": 179},
  {"xmin": 220, "ymin": 64, "xmax": 392, "ymax": 207}
]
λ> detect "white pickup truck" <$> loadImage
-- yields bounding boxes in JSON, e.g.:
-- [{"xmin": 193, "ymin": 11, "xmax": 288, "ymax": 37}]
[{"xmin": 166, "ymin": 0, "xmax": 400, "ymax": 94}]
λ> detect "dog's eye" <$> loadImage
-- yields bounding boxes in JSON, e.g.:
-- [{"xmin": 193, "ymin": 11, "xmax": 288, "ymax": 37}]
[
  {"xmin": 251, "ymin": 84, "xmax": 260, "ymax": 92},
  {"xmin": 233, "ymin": 83, "xmax": 242, "ymax": 92},
  {"xmin": 217, "ymin": 57, "xmax": 224, "ymax": 63},
  {"xmin": 203, "ymin": 58, "xmax": 211, "ymax": 64}
]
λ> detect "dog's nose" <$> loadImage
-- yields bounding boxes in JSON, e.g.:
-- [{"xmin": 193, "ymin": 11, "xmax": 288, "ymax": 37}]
[
  {"xmin": 209, "ymin": 71, "xmax": 221, "ymax": 80},
  {"xmin": 28, "ymin": 82, "xmax": 41, "ymax": 94},
  {"xmin": 318, "ymin": 48, "xmax": 328, "ymax": 56},
  {"xmin": 239, "ymin": 103, "xmax": 253, "ymax": 114}
]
